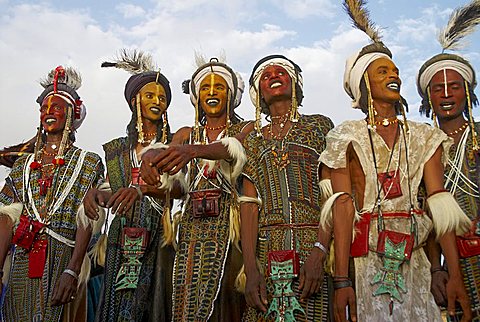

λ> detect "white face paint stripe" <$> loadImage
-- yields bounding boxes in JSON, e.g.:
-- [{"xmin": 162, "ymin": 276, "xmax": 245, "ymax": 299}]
[{"xmin": 443, "ymin": 68, "xmax": 449, "ymax": 97}]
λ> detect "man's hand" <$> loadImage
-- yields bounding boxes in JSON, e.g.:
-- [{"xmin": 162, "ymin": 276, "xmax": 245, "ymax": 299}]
[
  {"xmin": 299, "ymin": 248, "xmax": 325, "ymax": 300},
  {"xmin": 107, "ymin": 187, "xmax": 140, "ymax": 215},
  {"xmin": 334, "ymin": 287, "xmax": 357, "ymax": 322},
  {"xmin": 446, "ymin": 275, "xmax": 472, "ymax": 322},
  {"xmin": 140, "ymin": 150, "xmax": 163, "ymax": 185},
  {"xmin": 245, "ymin": 269, "xmax": 268, "ymax": 312},
  {"xmin": 83, "ymin": 188, "xmax": 110, "ymax": 220},
  {"xmin": 51, "ymin": 272, "xmax": 78, "ymax": 306},
  {"xmin": 154, "ymin": 145, "xmax": 195, "ymax": 175},
  {"xmin": 431, "ymin": 269, "xmax": 448, "ymax": 307}
]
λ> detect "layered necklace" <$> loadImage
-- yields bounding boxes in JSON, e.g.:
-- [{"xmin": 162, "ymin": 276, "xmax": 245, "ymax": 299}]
[{"xmin": 268, "ymin": 111, "xmax": 293, "ymax": 169}]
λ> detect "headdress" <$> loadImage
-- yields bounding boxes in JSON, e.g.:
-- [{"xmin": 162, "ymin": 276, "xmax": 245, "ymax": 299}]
[
  {"xmin": 182, "ymin": 55, "xmax": 244, "ymax": 142},
  {"xmin": 249, "ymin": 54, "xmax": 303, "ymax": 136},
  {"xmin": 102, "ymin": 49, "xmax": 172, "ymax": 144},
  {"xmin": 31, "ymin": 66, "xmax": 85, "ymax": 168},
  {"xmin": 416, "ymin": 0, "xmax": 480, "ymax": 149},
  {"xmin": 343, "ymin": 0, "xmax": 409, "ymax": 131}
]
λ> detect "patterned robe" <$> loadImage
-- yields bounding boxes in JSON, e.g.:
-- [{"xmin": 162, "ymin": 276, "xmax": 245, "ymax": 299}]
[
  {"xmin": 320, "ymin": 120, "xmax": 451, "ymax": 322},
  {"xmin": 446, "ymin": 123, "xmax": 480, "ymax": 321},
  {"xmin": 242, "ymin": 114, "xmax": 333, "ymax": 322},
  {"xmin": 0, "ymin": 147, "xmax": 104, "ymax": 322},
  {"xmin": 172, "ymin": 122, "xmax": 249, "ymax": 322},
  {"xmin": 96, "ymin": 137, "xmax": 174, "ymax": 322}
]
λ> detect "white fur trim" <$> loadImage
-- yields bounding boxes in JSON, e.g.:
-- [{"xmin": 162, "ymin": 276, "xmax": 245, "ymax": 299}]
[
  {"xmin": 0, "ymin": 202, "xmax": 23, "ymax": 226},
  {"xmin": 78, "ymin": 254, "xmax": 91, "ymax": 286},
  {"xmin": 219, "ymin": 137, "xmax": 247, "ymax": 183},
  {"xmin": 76, "ymin": 204, "xmax": 106, "ymax": 231},
  {"xmin": 319, "ymin": 179, "xmax": 333, "ymax": 201},
  {"xmin": 97, "ymin": 181, "xmax": 111, "ymax": 191},
  {"xmin": 138, "ymin": 142, "xmax": 169, "ymax": 158},
  {"xmin": 427, "ymin": 191, "xmax": 472, "ymax": 237},
  {"xmin": 159, "ymin": 171, "xmax": 188, "ymax": 193},
  {"xmin": 320, "ymin": 192, "xmax": 360, "ymax": 239},
  {"xmin": 238, "ymin": 195, "xmax": 262, "ymax": 207}
]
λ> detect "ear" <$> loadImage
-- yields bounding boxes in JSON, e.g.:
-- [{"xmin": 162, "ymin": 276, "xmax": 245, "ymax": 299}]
[{"xmin": 131, "ymin": 97, "xmax": 136, "ymax": 108}]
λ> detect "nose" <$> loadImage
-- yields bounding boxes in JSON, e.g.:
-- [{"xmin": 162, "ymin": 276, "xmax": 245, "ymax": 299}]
[{"xmin": 154, "ymin": 96, "xmax": 159, "ymax": 105}]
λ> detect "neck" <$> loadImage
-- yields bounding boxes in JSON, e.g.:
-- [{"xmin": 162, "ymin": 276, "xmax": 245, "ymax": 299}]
[
  {"xmin": 373, "ymin": 101, "xmax": 396, "ymax": 119},
  {"xmin": 205, "ymin": 114, "xmax": 227, "ymax": 129},
  {"xmin": 438, "ymin": 116, "xmax": 468, "ymax": 144},
  {"xmin": 142, "ymin": 118, "xmax": 159, "ymax": 135},
  {"xmin": 268, "ymin": 99, "xmax": 292, "ymax": 117}
]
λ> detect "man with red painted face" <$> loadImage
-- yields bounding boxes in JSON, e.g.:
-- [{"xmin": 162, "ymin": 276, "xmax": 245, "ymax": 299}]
[
  {"xmin": 0, "ymin": 66, "xmax": 104, "ymax": 321},
  {"xmin": 239, "ymin": 54, "xmax": 334, "ymax": 322},
  {"xmin": 318, "ymin": 2, "xmax": 472, "ymax": 321},
  {"xmin": 417, "ymin": 5, "xmax": 480, "ymax": 318}
]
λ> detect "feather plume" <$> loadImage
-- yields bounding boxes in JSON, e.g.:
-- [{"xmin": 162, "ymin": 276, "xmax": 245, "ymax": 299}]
[
  {"xmin": 40, "ymin": 67, "xmax": 82, "ymax": 90},
  {"xmin": 101, "ymin": 49, "xmax": 156, "ymax": 75},
  {"xmin": 343, "ymin": 0, "xmax": 382, "ymax": 43},
  {"xmin": 194, "ymin": 50, "xmax": 227, "ymax": 68},
  {"xmin": 438, "ymin": 0, "xmax": 480, "ymax": 50}
]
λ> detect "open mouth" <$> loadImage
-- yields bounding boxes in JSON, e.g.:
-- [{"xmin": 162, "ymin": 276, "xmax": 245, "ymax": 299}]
[
  {"xmin": 270, "ymin": 81, "xmax": 282, "ymax": 89},
  {"xmin": 386, "ymin": 82, "xmax": 400, "ymax": 92},
  {"xmin": 149, "ymin": 106, "xmax": 161, "ymax": 114},
  {"xmin": 206, "ymin": 98, "xmax": 220, "ymax": 107},
  {"xmin": 45, "ymin": 117, "xmax": 57, "ymax": 125},
  {"xmin": 440, "ymin": 102, "xmax": 455, "ymax": 111}
]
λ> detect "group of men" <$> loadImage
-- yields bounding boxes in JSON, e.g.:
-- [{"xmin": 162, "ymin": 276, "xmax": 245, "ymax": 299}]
[{"xmin": 0, "ymin": 0, "xmax": 480, "ymax": 321}]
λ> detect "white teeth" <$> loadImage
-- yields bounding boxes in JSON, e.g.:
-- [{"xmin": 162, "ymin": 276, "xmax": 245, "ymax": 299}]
[
  {"xmin": 387, "ymin": 83, "xmax": 399, "ymax": 91},
  {"xmin": 45, "ymin": 118, "xmax": 56, "ymax": 124},
  {"xmin": 206, "ymin": 99, "xmax": 219, "ymax": 106},
  {"xmin": 270, "ymin": 82, "xmax": 282, "ymax": 88},
  {"xmin": 150, "ymin": 107, "xmax": 160, "ymax": 113}
]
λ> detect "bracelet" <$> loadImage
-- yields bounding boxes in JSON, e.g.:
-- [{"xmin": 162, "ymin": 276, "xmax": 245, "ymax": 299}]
[
  {"xmin": 333, "ymin": 275, "xmax": 349, "ymax": 280},
  {"xmin": 431, "ymin": 266, "xmax": 446, "ymax": 274},
  {"xmin": 333, "ymin": 279, "xmax": 353, "ymax": 290},
  {"xmin": 129, "ymin": 184, "xmax": 143, "ymax": 199},
  {"xmin": 313, "ymin": 241, "xmax": 329, "ymax": 255},
  {"xmin": 63, "ymin": 268, "xmax": 79, "ymax": 280}
]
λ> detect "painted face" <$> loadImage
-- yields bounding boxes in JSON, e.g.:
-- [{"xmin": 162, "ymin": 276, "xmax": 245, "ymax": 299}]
[
  {"xmin": 40, "ymin": 95, "xmax": 68, "ymax": 133},
  {"xmin": 366, "ymin": 58, "xmax": 401, "ymax": 105},
  {"xmin": 199, "ymin": 73, "xmax": 228, "ymax": 117},
  {"xmin": 259, "ymin": 65, "xmax": 292, "ymax": 104},
  {"xmin": 429, "ymin": 69, "xmax": 466, "ymax": 121},
  {"xmin": 137, "ymin": 82, "xmax": 167, "ymax": 122}
]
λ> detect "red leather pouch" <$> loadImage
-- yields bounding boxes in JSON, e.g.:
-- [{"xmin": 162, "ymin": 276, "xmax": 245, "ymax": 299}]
[
  {"xmin": 28, "ymin": 235, "xmax": 48, "ymax": 278},
  {"xmin": 120, "ymin": 227, "xmax": 150, "ymax": 251},
  {"xmin": 377, "ymin": 169, "xmax": 403, "ymax": 199},
  {"xmin": 350, "ymin": 213, "xmax": 371, "ymax": 257},
  {"xmin": 12, "ymin": 215, "xmax": 45, "ymax": 250},
  {"xmin": 267, "ymin": 250, "xmax": 300, "ymax": 277},
  {"xmin": 190, "ymin": 188, "xmax": 222, "ymax": 218},
  {"xmin": 131, "ymin": 167, "xmax": 146, "ymax": 186},
  {"xmin": 377, "ymin": 230, "xmax": 415, "ymax": 260}
]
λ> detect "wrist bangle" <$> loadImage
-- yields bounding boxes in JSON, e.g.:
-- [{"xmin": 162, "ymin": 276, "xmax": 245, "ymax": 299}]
[
  {"xmin": 129, "ymin": 184, "xmax": 143, "ymax": 199},
  {"xmin": 431, "ymin": 267, "xmax": 446, "ymax": 274},
  {"xmin": 333, "ymin": 279, "xmax": 353, "ymax": 290},
  {"xmin": 333, "ymin": 275, "xmax": 349, "ymax": 280},
  {"xmin": 63, "ymin": 268, "xmax": 79, "ymax": 280},
  {"xmin": 313, "ymin": 241, "xmax": 329, "ymax": 255}
]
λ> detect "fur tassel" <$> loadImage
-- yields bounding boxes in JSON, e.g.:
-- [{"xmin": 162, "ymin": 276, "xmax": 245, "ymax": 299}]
[
  {"xmin": 0, "ymin": 202, "xmax": 23, "ymax": 226},
  {"xmin": 159, "ymin": 171, "xmax": 188, "ymax": 193},
  {"xmin": 89, "ymin": 233, "xmax": 107, "ymax": 267},
  {"xmin": 40, "ymin": 67, "xmax": 82, "ymax": 91},
  {"xmin": 161, "ymin": 192, "xmax": 175, "ymax": 247},
  {"xmin": 172, "ymin": 210, "xmax": 183, "ymax": 250},
  {"xmin": 229, "ymin": 195, "xmax": 241, "ymax": 249},
  {"xmin": 76, "ymin": 204, "xmax": 105, "ymax": 230},
  {"xmin": 320, "ymin": 192, "xmax": 360, "ymax": 238},
  {"xmin": 78, "ymin": 254, "xmax": 91, "ymax": 286},
  {"xmin": 319, "ymin": 179, "xmax": 333, "ymax": 201},
  {"xmin": 343, "ymin": 0, "xmax": 382, "ymax": 43},
  {"xmin": 235, "ymin": 258, "xmax": 263, "ymax": 293},
  {"xmin": 427, "ymin": 191, "xmax": 472, "ymax": 237},
  {"xmin": 439, "ymin": 0, "xmax": 480, "ymax": 50},
  {"xmin": 219, "ymin": 137, "xmax": 247, "ymax": 184},
  {"xmin": 101, "ymin": 49, "xmax": 156, "ymax": 75}
]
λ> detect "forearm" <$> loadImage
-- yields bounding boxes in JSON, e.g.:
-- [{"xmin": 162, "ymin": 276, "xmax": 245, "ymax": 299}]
[
  {"xmin": 333, "ymin": 195, "xmax": 355, "ymax": 277},
  {"xmin": 425, "ymin": 233, "xmax": 443, "ymax": 269},
  {"xmin": 67, "ymin": 225, "xmax": 92, "ymax": 274},
  {"xmin": 191, "ymin": 142, "xmax": 230, "ymax": 160},
  {"xmin": 438, "ymin": 231, "xmax": 462, "ymax": 278},
  {"xmin": 241, "ymin": 203, "xmax": 260, "ymax": 275},
  {"xmin": 0, "ymin": 215, "xmax": 13, "ymax": 268}
]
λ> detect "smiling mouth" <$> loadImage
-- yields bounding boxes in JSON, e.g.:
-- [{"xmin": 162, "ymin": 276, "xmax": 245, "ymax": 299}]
[
  {"xmin": 386, "ymin": 82, "xmax": 400, "ymax": 92},
  {"xmin": 149, "ymin": 106, "xmax": 161, "ymax": 114},
  {"xmin": 440, "ymin": 102, "xmax": 455, "ymax": 111},
  {"xmin": 45, "ymin": 117, "xmax": 57, "ymax": 124},
  {"xmin": 206, "ymin": 98, "xmax": 220, "ymax": 106},
  {"xmin": 270, "ymin": 81, "xmax": 282, "ymax": 89}
]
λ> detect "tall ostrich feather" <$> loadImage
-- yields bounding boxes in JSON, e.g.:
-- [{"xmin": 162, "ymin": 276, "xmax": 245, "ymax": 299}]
[
  {"xmin": 343, "ymin": 0, "xmax": 382, "ymax": 43},
  {"xmin": 101, "ymin": 49, "xmax": 156, "ymax": 74},
  {"xmin": 194, "ymin": 50, "xmax": 227, "ymax": 68},
  {"xmin": 438, "ymin": 0, "xmax": 480, "ymax": 50},
  {"xmin": 40, "ymin": 67, "xmax": 82, "ymax": 90}
]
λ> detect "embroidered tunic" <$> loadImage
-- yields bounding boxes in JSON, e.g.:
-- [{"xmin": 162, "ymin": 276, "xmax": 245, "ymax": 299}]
[
  {"xmin": 446, "ymin": 123, "xmax": 480, "ymax": 321},
  {"xmin": 320, "ymin": 119, "xmax": 451, "ymax": 322},
  {"xmin": 172, "ymin": 122, "xmax": 249, "ymax": 322},
  {"xmin": 242, "ymin": 114, "xmax": 333, "ymax": 322},
  {"xmin": 97, "ymin": 137, "xmax": 174, "ymax": 322},
  {"xmin": 0, "ymin": 147, "xmax": 103, "ymax": 322}
]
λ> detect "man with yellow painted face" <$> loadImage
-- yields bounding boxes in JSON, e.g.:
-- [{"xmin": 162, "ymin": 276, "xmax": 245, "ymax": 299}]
[
  {"xmin": 155, "ymin": 57, "xmax": 252, "ymax": 322},
  {"xmin": 83, "ymin": 50, "xmax": 182, "ymax": 322},
  {"xmin": 318, "ymin": 1, "xmax": 472, "ymax": 321},
  {"xmin": 0, "ymin": 66, "xmax": 104, "ymax": 322},
  {"xmin": 417, "ymin": 2, "xmax": 480, "ymax": 319}
]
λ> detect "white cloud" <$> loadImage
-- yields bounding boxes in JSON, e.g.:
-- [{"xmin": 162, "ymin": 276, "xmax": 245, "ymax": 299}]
[
  {"xmin": 273, "ymin": 0, "xmax": 336, "ymax": 19},
  {"xmin": 115, "ymin": 3, "xmax": 146, "ymax": 19}
]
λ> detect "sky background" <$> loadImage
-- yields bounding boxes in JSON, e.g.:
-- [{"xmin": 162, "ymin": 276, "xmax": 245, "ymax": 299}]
[{"xmin": 1, "ymin": 0, "xmax": 479, "ymax": 181}]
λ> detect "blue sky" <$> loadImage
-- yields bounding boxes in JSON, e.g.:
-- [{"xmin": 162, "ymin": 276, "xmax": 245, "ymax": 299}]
[{"xmin": 0, "ymin": 0, "xmax": 479, "ymax": 180}]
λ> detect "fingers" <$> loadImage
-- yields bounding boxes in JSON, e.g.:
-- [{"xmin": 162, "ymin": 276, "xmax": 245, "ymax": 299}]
[
  {"xmin": 348, "ymin": 292, "xmax": 357, "ymax": 322},
  {"xmin": 259, "ymin": 278, "xmax": 268, "ymax": 312},
  {"xmin": 457, "ymin": 292, "xmax": 472, "ymax": 321},
  {"xmin": 107, "ymin": 188, "xmax": 138, "ymax": 215},
  {"xmin": 140, "ymin": 162, "xmax": 161, "ymax": 186}
]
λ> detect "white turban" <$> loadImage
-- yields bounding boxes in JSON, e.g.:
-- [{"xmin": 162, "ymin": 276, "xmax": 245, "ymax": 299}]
[
  {"xmin": 344, "ymin": 51, "xmax": 392, "ymax": 109},
  {"xmin": 190, "ymin": 65, "xmax": 244, "ymax": 108},
  {"xmin": 417, "ymin": 59, "xmax": 475, "ymax": 96},
  {"xmin": 249, "ymin": 57, "xmax": 303, "ymax": 106}
]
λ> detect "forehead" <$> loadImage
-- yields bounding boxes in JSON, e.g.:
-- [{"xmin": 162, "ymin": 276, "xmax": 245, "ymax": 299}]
[
  {"xmin": 41, "ymin": 95, "xmax": 68, "ymax": 107},
  {"xmin": 260, "ymin": 64, "xmax": 288, "ymax": 76},
  {"xmin": 139, "ymin": 82, "xmax": 166, "ymax": 94},
  {"xmin": 430, "ymin": 69, "xmax": 464, "ymax": 84},
  {"xmin": 199, "ymin": 73, "xmax": 227, "ymax": 86},
  {"xmin": 367, "ymin": 57, "xmax": 397, "ymax": 71}
]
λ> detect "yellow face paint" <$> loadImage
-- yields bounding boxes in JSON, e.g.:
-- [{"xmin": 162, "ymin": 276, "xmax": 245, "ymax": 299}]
[
  {"xmin": 210, "ymin": 73, "xmax": 215, "ymax": 96},
  {"xmin": 46, "ymin": 95, "xmax": 54, "ymax": 114}
]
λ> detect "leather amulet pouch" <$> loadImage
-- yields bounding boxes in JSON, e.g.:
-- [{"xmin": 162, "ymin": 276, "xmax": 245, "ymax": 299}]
[
  {"xmin": 267, "ymin": 250, "xmax": 300, "ymax": 277},
  {"xmin": 377, "ymin": 230, "xmax": 414, "ymax": 260},
  {"xmin": 350, "ymin": 213, "xmax": 371, "ymax": 257},
  {"xmin": 190, "ymin": 188, "xmax": 222, "ymax": 218},
  {"xmin": 12, "ymin": 215, "xmax": 45, "ymax": 251},
  {"xmin": 377, "ymin": 169, "xmax": 403, "ymax": 199}
]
